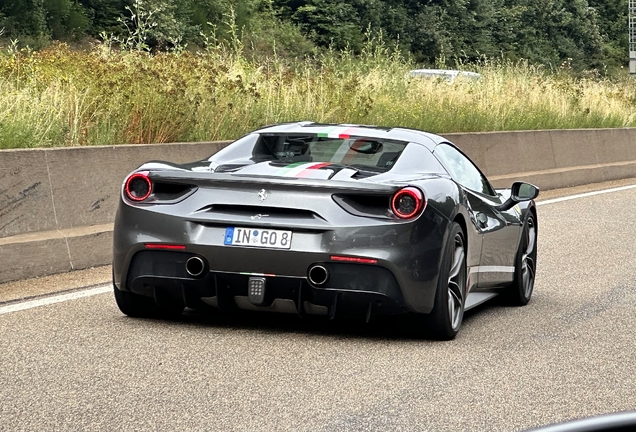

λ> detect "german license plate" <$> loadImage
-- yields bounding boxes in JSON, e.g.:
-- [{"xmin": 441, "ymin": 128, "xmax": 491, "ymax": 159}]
[{"xmin": 224, "ymin": 227, "xmax": 292, "ymax": 249}]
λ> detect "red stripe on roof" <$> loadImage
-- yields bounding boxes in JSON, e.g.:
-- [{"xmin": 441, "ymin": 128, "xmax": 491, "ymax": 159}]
[
  {"xmin": 307, "ymin": 162, "xmax": 331, "ymax": 170},
  {"xmin": 295, "ymin": 162, "xmax": 332, "ymax": 178},
  {"xmin": 338, "ymin": 127, "xmax": 357, "ymax": 139}
]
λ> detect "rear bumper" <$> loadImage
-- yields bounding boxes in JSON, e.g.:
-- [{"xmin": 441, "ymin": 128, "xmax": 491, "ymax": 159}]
[
  {"xmin": 113, "ymin": 200, "xmax": 449, "ymax": 314},
  {"xmin": 121, "ymin": 250, "xmax": 407, "ymax": 318}
]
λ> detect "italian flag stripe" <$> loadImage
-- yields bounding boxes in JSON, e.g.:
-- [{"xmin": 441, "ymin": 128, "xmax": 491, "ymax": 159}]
[
  {"xmin": 326, "ymin": 127, "xmax": 350, "ymax": 138},
  {"xmin": 317, "ymin": 126, "xmax": 338, "ymax": 137},
  {"xmin": 317, "ymin": 127, "xmax": 360, "ymax": 138},
  {"xmin": 295, "ymin": 162, "xmax": 332, "ymax": 178},
  {"xmin": 274, "ymin": 162, "xmax": 326, "ymax": 177},
  {"xmin": 336, "ymin": 127, "xmax": 357, "ymax": 139},
  {"xmin": 273, "ymin": 162, "xmax": 306, "ymax": 176}
]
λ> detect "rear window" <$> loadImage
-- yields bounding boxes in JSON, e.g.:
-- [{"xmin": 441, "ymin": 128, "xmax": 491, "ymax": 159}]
[{"xmin": 253, "ymin": 134, "xmax": 407, "ymax": 172}]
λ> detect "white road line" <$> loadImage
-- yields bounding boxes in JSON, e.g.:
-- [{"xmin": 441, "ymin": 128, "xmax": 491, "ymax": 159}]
[
  {"xmin": 0, "ymin": 285, "xmax": 111, "ymax": 316},
  {"xmin": 537, "ymin": 184, "xmax": 636, "ymax": 206}
]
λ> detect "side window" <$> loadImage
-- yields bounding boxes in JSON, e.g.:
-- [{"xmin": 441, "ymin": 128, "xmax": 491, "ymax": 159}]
[{"xmin": 434, "ymin": 144, "xmax": 495, "ymax": 196}]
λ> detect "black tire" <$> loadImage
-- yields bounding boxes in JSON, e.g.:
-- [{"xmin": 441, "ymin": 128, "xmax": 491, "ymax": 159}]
[
  {"xmin": 506, "ymin": 212, "xmax": 537, "ymax": 306},
  {"xmin": 113, "ymin": 286, "xmax": 184, "ymax": 319},
  {"xmin": 403, "ymin": 222, "xmax": 467, "ymax": 341}
]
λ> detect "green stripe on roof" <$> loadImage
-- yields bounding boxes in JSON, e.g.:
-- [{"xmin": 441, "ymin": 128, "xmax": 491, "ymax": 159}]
[
  {"xmin": 273, "ymin": 162, "xmax": 306, "ymax": 176},
  {"xmin": 317, "ymin": 126, "xmax": 338, "ymax": 138}
]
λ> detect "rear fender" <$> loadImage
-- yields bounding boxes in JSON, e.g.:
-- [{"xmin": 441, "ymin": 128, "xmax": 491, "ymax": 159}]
[{"xmin": 425, "ymin": 179, "xmax": 480, "ymax": 271}]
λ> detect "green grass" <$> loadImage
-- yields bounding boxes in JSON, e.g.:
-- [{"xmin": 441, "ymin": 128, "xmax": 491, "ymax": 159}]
[{"xmin": 1, "ymin": 43, "xmax": 636, "ymax": 149}]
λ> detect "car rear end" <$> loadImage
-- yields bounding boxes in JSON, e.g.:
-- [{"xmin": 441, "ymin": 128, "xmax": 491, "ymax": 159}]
[
  {"xmin": 114, "ymin": 128, "xmax": 457, "ymax": 319},
  {"xmin": 113, "ymin": 170, "xmax": 449, "ymax": 319}
]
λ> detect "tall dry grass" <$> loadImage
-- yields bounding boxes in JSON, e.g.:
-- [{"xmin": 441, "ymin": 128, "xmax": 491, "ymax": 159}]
[{"xmin": 1, "ymin": 42, "xmax": 636, "ymax": 149}]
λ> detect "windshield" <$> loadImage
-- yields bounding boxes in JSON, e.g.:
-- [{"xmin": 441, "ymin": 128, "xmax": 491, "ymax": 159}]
[{"xmin": 252, "ymin": 133, "xmax": 408, "ymax": 172}]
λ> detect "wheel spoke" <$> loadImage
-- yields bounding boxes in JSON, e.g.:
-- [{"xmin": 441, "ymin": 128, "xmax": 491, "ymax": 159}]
[
  {"xmin": 522, "ymin": 243, "xmax": 535, "ymax": 263},
  {"xmin": 446, "ymin": 233, "xmax": 466, "ymax": 330},
  {"xmin": 522, "ymin": 267, "xmax": 530, "ymax": 288},
  {"xmin": 522, "ymin": 256, "xmax": 535, "ymax": 298},
  {"xmin": 449, "ymin": 285, "xmax": 462, "ymax": 306},
  {"xmin": 447, "ymin": 286, "xmax": 462, "ymax": 328},
  {"xmin": 525, "ymin": 225, "xmax": 536, "ymax": 256},
  {"xmin": 526, "ymin": 256, "xmax": 535, "ymax": 271},
  {"xmin": 449, "ymin": 247, "xmax": 465, "ymax": 280},
  {"xmin": 524, "ymin": 272, "xmax": 534, "ymax": 298},
  {"xmin": 448, "ymin": 280, "xmax": 460, "ymax": 293},
  {"xmin": 526, "ymin": 260, "xmax": 535, "ymax": 280},
  {"xmin": 448, "ymin": 296, "xmax": 457, "ymax": 324}
]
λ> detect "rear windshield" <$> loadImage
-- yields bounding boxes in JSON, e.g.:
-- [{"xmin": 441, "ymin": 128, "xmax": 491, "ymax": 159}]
[{"xmin": 253, "ymin": 134, "xmax": 408, "ymax": 172}]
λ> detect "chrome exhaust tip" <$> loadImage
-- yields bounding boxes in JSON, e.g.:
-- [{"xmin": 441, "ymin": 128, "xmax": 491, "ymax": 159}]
[
  {"xmin": 308, "ymin": 265, "xmax": 329, "ymax": 286},
  {"xmin": 185, "ymin": 256, "xmax": 205, "ymax": 277}
]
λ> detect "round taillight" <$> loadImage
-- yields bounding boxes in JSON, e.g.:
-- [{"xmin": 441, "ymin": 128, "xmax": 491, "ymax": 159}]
[
  {"xmin": 391, "ymin": 187, "xmax": 425, "ymax": 219},
  {"xmin": 124, "ymin": 172, "xmax": 152, "ymax": 202}
]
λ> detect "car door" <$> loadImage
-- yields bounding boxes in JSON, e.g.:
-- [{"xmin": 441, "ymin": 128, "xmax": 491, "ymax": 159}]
[{"xmin": 433, "ymin": 143, "xmax": 521, "ymax": 288}]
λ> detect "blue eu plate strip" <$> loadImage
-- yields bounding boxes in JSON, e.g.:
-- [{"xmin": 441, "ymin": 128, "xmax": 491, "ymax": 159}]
[{"xmin": 224, "ymin": 227, "xmax": 234, "ymax": 245}]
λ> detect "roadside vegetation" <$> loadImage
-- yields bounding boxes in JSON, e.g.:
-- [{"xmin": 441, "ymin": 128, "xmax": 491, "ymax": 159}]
[
  {"xmin": 0, "ymin": 0, "xmax": 635, "ymax": 149},
  {"xmin": 2, "ymin": 39, "xmax": 636, "ymax": 149}
]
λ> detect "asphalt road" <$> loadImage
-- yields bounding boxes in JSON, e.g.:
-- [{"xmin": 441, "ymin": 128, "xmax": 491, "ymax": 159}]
[{"xmin": 2, "ymin": 185, "xmax": 636, "ymax": 431}]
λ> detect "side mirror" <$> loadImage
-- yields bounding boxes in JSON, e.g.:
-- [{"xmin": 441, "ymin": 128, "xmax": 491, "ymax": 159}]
[
  {"xmin": 496, "ymin": 182, "xmax": 539, "ymax": 211},
  {"xmin": 512, "ymin": 182, "xmax": 540, "ymax": 201}
]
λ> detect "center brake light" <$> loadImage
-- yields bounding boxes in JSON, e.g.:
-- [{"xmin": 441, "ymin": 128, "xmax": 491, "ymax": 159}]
[{"xmin": 391, "ymin": 187, "xmax": 425, "ymax": 219}]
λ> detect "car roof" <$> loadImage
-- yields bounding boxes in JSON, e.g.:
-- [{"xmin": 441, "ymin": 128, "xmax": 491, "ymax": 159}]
[{"xmin": 254, "ymin": 122, "xmax": 447, "ymax": 151}]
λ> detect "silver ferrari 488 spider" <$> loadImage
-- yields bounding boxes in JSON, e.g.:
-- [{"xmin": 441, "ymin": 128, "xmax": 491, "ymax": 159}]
[{"xmin": 113, "ymin": 122, "xmax": 538, "ymax": 340}]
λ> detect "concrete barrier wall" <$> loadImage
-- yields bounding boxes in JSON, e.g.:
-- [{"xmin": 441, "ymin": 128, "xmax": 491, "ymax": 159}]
[
  {"xmin": 446, "ymin": 128, "xmax": 636, "ymax": 189},
  {"xmin": 2, "ymin": 128, "xmax": 636, "ymax": 283},
  {"xmin": 0, "ymin": 141, "xmax": 231, "ymax": 239},
  {"xmin": 0, "ymin": 141, "xmax": 230, "ymax": 283}
]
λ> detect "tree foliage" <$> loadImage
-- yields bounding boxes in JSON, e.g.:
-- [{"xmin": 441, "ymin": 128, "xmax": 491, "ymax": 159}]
[{"xmin": 0, "ymin": 0, "xmax": 629, "ymax": 69}]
